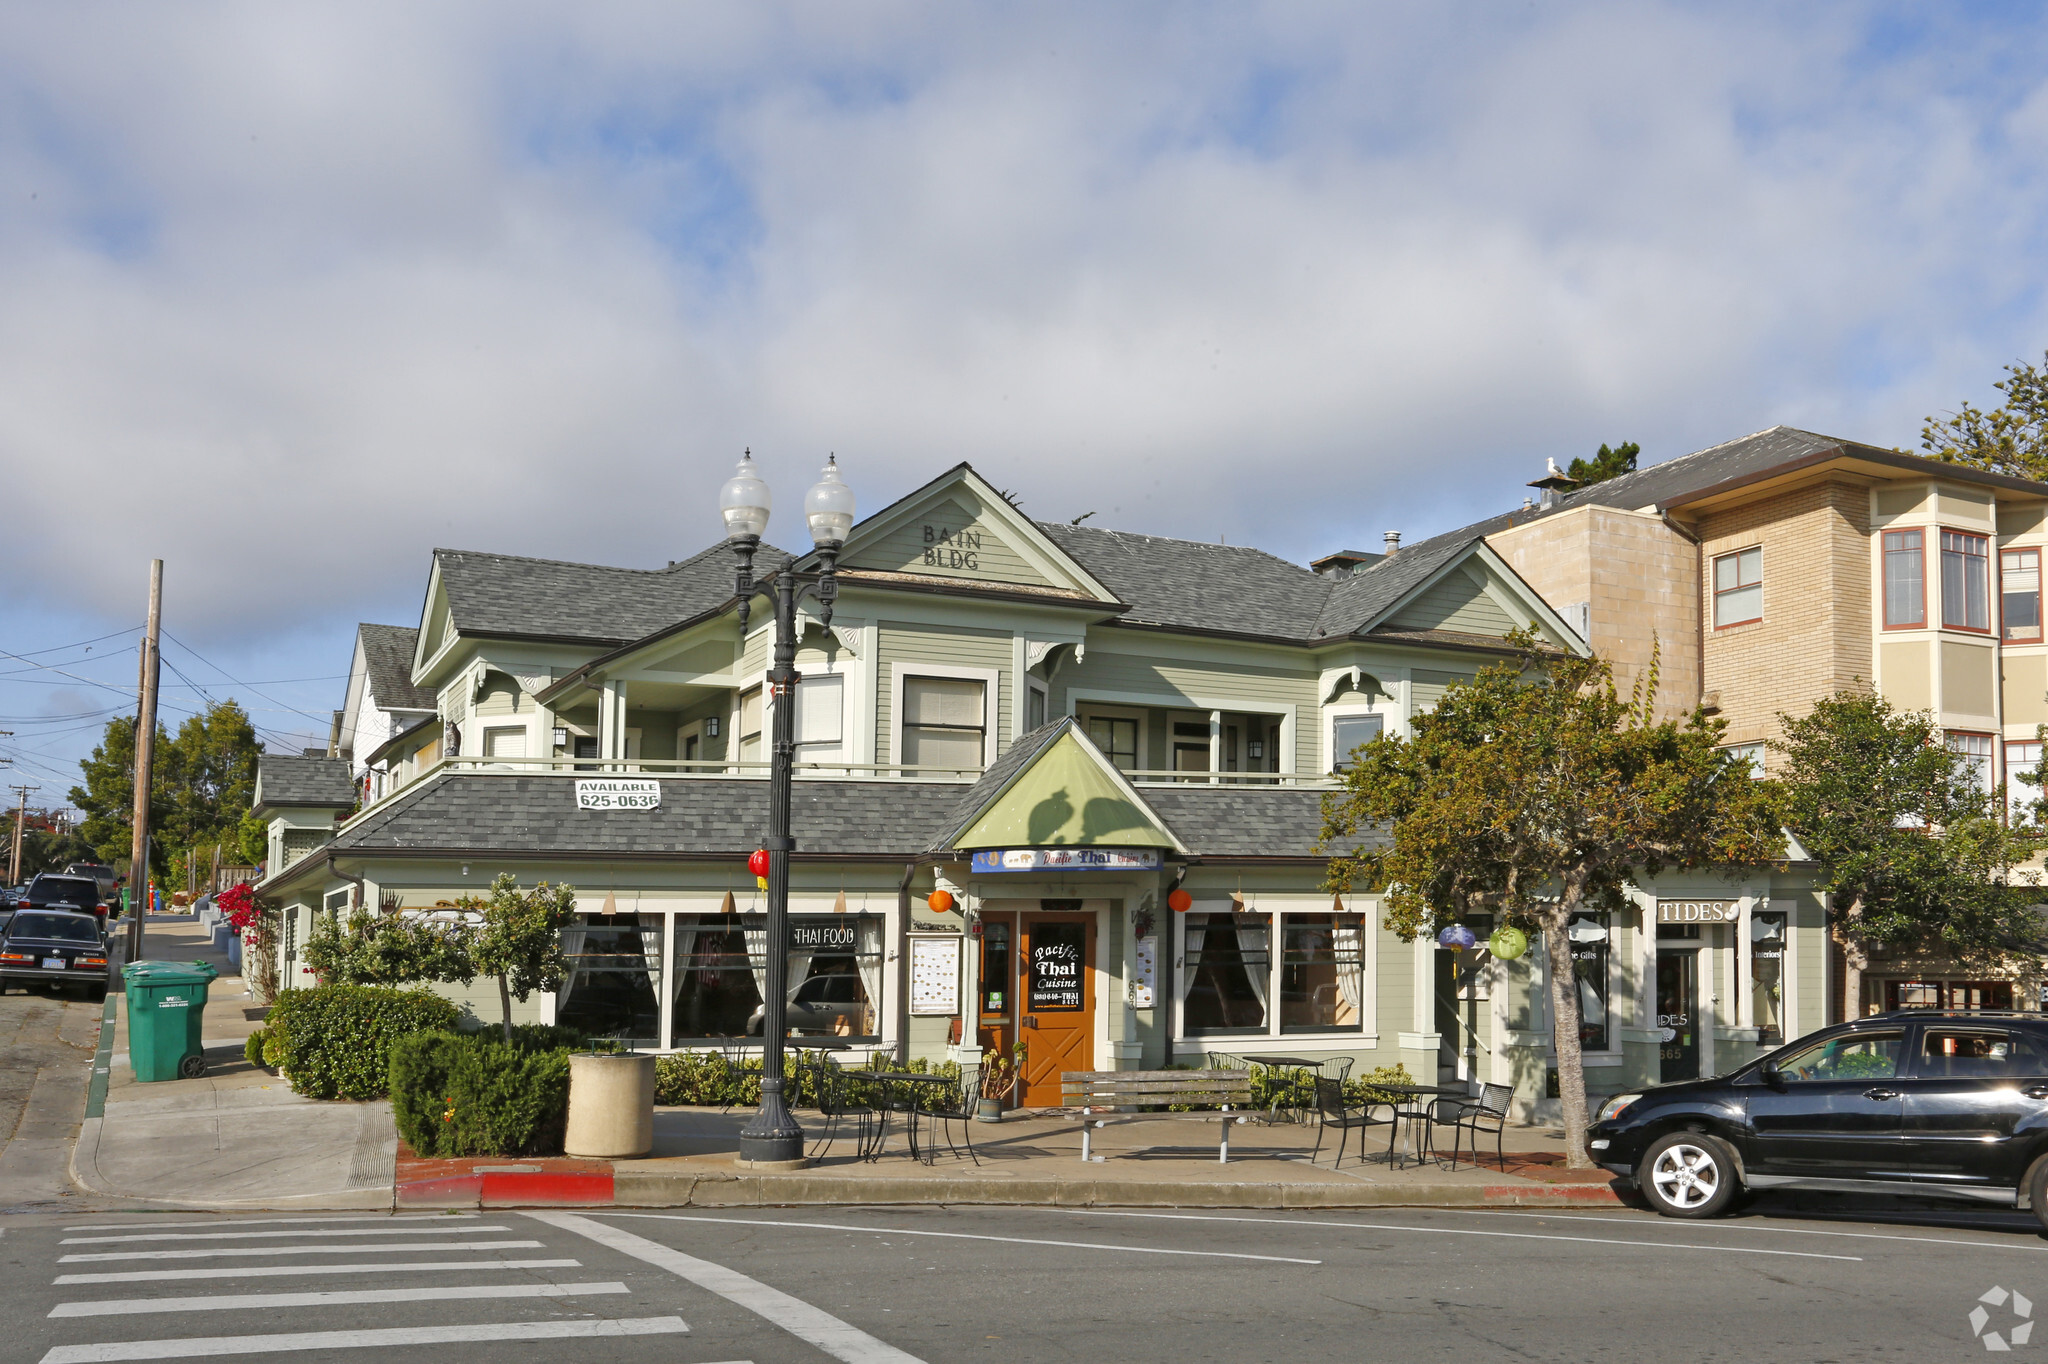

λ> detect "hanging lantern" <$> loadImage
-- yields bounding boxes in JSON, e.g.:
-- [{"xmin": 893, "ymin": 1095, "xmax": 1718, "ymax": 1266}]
[
  {"xmin": 928, "ymin": 889, "xmax": 956, "ymax": 914},
  {"xmin": 747, "ymin": 849, "xmax": 770, "ymax": 878},
  {"xmin": 1166, "ymin": 888, "xmax": 1193, "ymax": 913},
  {"xmin": 1489, "ymin": 925, "xmax": 1529, "ymax": 961},
  {"xmin": 1437, "ymin": 923, "xmax": 1478, "ymax": 951}
]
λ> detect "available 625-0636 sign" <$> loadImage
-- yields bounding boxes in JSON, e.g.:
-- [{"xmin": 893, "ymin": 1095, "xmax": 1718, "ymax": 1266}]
[{"xmin": 576, "ymin": 779, "xmax": 661, "ymax": 810}]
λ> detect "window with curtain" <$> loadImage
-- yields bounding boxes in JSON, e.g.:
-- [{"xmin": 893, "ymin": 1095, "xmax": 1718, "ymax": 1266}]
[
  {"xmin": 1712, "ymin": 547, "xmax": 1763, "ymax": 627},
  {"xmin": 2003, "ymin": 548, "xmax": 2042, "ymax": 641},
  {"xmin": 901, "ymin": 677, "xmax": 985, "ymax": 772},
  {"xmin": 1330, "ymin": 714, "xmax": 1384, "ymax": 772},
  {"xmin": 793, "ymin": 673, "xmax": 844, "ymax": 767},
  {"xmin": 555, "ymin": 913, "xmax": 661, "ymax": 1047},
  {"xmin": 1947, "ymin": 731, "xmax": 1994, "ymax": 793},
  {"xmin": 737, "ymin": 687, "xmax": 764, "ymax": 766},
  {"xmin": 2007, "ymin": 741, "xmax": 2042, "ymax": 824},
  {"xmin": 482, "ymin": 726, "xmax": 526, "ymax": 759},
  {"xmin": 1182, "ymin": 911, "xmax": 1269, "ymax": 1034},
  {"xmin": 1942, "ymin": 530, "xmax": 1991, "ymax": 631},
  {"xmin": 1883, "ymin": 529, "xmax": 1925, "ymax": 627},
  {"xmin": 669, "ymin": 913, "xmax": 882, "ymax": 1044},
  {"xmin": 1278, "ymin": 912, "xmax": 1365, "ymax": 1032},
  {"xmin": 1084, "ymin": 714, "xmax": 1139, "ymax": 770},
  {"xmin": 1568, "ymin": 911, "xmax": 1610, "ymax": 1051},
  {"xmin": 1751, "ymin": 911, "xmax": 1786, "ymax": 1046}
]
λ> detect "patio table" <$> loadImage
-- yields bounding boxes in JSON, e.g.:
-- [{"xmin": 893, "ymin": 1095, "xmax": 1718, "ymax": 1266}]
[
  {"xmin": 1368, "ymin": 1082, "xmax": 1469, "ymax": 1167},
  {"xmin": 865, "ymin": 1072, "xmax": 954, "ymax": 1162},
  {"xmin": 1239, "ymin": 1055, "xmax": 1355, "ymax": 1125}
]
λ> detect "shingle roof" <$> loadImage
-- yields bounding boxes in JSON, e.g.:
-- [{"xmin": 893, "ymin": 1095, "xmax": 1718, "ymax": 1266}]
[
  {"xmin": 1038, "ymin": 523, "xmax": 1330, "ymax": 639},
  {"xmin": 1139, "ymin": 785, "xmax": 1368, "ymax": 859},
  {"xmin": 254, "ymin": 756, "xmax": 356, "ymax": 810},
  {"xmin": 433, "ymin": 541, "xmax": 793, "ymax": 645},
  {"xmin": 357, "ymin": 624, "xmax": 434, "ymax": 711},
  {"xmin": 928, "ymin": 718, "xmax": 1071, "ymax": 851}
]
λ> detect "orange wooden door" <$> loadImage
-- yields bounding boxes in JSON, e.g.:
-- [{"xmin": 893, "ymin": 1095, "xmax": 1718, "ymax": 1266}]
[{"xmin": 1018, "ymin": 915, "xmax": 1095, "ymax": 1108}]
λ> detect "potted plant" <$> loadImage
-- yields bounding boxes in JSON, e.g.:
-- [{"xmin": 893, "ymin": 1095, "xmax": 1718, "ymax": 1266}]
[{"xmin": 977, "ymin": 1041, "xmax": 1025, "ymax": 1121}]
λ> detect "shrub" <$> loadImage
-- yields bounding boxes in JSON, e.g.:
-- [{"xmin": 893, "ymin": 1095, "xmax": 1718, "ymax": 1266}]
[
  {"xmin": 649, "ymin": 1051, "xmax": 959, "ymax": 1109},
  {"xmin": 243, "ymin": 1029, "xmax": 270, "ymax": 1070},
  {"xmin": 390, "ymin": 1030, "xmax": 573, "ymax": 1158},
  {"xmin": 267, "ymin": 985, "xmax": 461, "ymax": 1100}
]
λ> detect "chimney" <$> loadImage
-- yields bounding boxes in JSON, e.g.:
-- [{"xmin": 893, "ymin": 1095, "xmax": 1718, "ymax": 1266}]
[
  {"xmin": 1527, "ymin": 456, "xmax": 1580, "ymax": 511},
  {"xmin": 1383, "ymin": 531, "xmax": 1401, "ymax": 557}
]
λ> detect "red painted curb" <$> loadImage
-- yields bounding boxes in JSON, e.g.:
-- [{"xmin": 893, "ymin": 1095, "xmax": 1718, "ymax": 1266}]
[
  {"xmin": 480, "ymin": 1171, "xmax": 615, "ymax": 1206},
  {"xmin": 1483, "ymin": 1182, "xmax": 1623, "ymax": 1202}
]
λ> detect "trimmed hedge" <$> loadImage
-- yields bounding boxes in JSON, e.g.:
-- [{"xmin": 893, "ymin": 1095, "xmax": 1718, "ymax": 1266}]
[
  {"xmin": 652, "ymin": 1051, "xmax": 959, "ymax": 1109},
  {"xmin": 267, "ymin": 985, "xmax": 461, "ymax": 1100},
  {"xmin": 390, "ymin": 1028, "xmax": 574, "ymax": 1158}
]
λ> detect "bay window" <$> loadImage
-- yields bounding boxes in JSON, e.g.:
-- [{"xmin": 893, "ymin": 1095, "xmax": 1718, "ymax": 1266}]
[
  {"xmin": 1942, "ymin": 531, "xmax": 1990, "ymax": 631},
  {"xmin": 2003, "ymin": 547, "xmax": 2042, "ymax": 642},
  {"xmin": 1883, "ymin": 529, "xmax": 1924, "ymax": 627}
]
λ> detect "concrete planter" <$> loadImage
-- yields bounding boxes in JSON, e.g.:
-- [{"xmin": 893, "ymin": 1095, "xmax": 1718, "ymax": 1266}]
[{"xmin": 564, "ymin": 1052, "xmax": 656, "ymax": 1158}]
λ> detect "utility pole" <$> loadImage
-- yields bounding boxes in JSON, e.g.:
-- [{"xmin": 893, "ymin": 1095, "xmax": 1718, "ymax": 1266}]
[
  {"xmin": 7, "ymin": 785, "xmax": 32, "ymax": 885},
  {"xmin": 127, "ymin": 560, "xmax": 163, "ymax": 964}
]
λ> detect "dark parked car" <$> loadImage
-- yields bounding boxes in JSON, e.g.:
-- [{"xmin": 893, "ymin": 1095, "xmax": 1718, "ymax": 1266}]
[
  {"xmin": 1591, "ymin": 1011, "xmax": 2048, "ymax": 1225},
  {"xmin": 0, "ymin": 910, "xmax": 110, "ymax": 999},
  {"xmin": 20, "ymin": 874, "xmax": 110, "ymax": 935},
  {"xmin": 63, "ymin": 862, "xmax": 120, "ymax": 906}
]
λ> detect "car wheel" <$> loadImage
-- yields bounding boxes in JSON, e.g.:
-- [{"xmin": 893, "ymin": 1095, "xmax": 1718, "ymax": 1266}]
[
  {"xmin": 1640, "ymin": 1131, "xmax": 1740, "ymax": 1218},
  {"xmin": 2025, "ymin": 1153, "xmax": 2048, "ymax": 1234}
]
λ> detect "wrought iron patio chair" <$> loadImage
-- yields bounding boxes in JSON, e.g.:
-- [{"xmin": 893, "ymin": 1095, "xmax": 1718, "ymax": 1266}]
[
  {"xmin": 1442, "ymin": 1082, "xmax": 1513, "ymax": 1173},
  {"xmin": 914, "ymin": 1066, "xmax": 981, "ymax": 1167},
  {"xmin": 1310, "ymin": 1075, "xmax": 1397, "ymax": 1169},
  {"xmin": 807, "ymin": 1054, "xmax": 877, "ymax": 1162}
]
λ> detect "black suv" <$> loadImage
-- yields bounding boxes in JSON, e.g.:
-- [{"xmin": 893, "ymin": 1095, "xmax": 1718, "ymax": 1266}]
[{"xmin": 1591, "ymin": 1011, "xmax": 2048, "ymax": 1224}]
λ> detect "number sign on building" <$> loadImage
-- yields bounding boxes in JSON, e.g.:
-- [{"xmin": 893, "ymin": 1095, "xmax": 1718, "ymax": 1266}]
[{"xmin": 575, "ymin": 779, "xmax": 661, "ymax": 810}]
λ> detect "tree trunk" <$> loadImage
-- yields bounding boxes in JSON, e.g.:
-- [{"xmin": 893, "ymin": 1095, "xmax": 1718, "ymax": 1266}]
[
  {"xmin": 497, "ymin": 973, "xmax": 513, "ymax": 1042},
  {"xmin": 1545, "ymin": 877, "xmax": 1593, "ymax": 1168},
  {"xmin": 1833, "ymin": 894, "xmax": 1866, "ymax": 1024}
]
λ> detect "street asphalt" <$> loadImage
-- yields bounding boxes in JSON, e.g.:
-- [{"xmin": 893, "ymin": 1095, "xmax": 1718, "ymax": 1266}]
[{"xmin": 3, "ymin": 1198, "xmax": 2046, "ymax": 1361}]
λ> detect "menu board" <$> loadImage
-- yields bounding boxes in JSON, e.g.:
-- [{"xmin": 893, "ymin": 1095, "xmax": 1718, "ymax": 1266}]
[
  {"xmin": 1128, "ymin": 936, "xmax": 1156, "ymax": 1008},
  {"xmin": 909, "ymin": 936, "xmax": 960, "ymax": 1015},
  {"xmin": 1029, "ymin": 933, "xmax": 1085, "ymax": 1011}
]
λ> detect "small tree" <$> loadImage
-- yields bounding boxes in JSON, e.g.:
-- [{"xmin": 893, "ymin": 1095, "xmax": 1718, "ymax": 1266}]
[
  {"xmin": 302, "ymin": 907, "xmax": 475, "ymax": 991},
  {"xmin": 1774, "ymin": 691, "xmax": 2048, "ymax": 1014},
  {"xmin": 1923, "ymin": 349, "xmax": 2048, "ymax": 482},
  {"xmin": 466, "ymin": 874, "xmax": 578, "ymax": 1041},
  {"xmin": 1566, "ymin": 440, "xmax": 1640, "ymax": 487},
  {"xmin": 1319, "ymin": 635, "xmax": 1781, "ymax": 1166}
]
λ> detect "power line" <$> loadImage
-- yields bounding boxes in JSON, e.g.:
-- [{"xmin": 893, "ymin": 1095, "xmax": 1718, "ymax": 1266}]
[
  {"xmin": 1, "ymin": 626, "xmax": 143, "ymax": 658},
  {"xmin": 160, "ymin": 631, "xmax": 336, "ymax": 729}
]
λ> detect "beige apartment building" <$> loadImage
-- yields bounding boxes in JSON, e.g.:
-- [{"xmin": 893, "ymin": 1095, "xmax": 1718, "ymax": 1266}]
[{"xmin": 1475, "ymin": 426, "xmax": 2048, "ymax": 1020}]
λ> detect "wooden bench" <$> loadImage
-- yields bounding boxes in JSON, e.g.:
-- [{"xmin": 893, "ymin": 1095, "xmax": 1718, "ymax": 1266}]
[{"xmin": 1060, "ymin": 1069, "xmax": 1258, "ymax": 1164}]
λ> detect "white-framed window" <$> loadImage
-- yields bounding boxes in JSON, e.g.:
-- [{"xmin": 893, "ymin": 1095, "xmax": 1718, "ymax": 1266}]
[
  {"xmin": 892, "ymin": 666, "xmax": 996, "ymax": 773},
  {"xmin": 793, "ymin": 672, "xmax": 845, "ymax": 766},
  {"xmin": 2007, "ymin": 740, "xmax": 2042, "ymax": 824},
  {"xmin": 1329, "ymin": 712, "xmax": 1385, "ymax": 773},
  {"xmin": 1712, "ymin": 546, "xmax": 1763, "ymax": 628},
  {"xmin": 1027, "ymin": 680, "xmax": 1048, "ymax": 732},
  {"xmin": 1721, "ymin": 742, "xmax": 1765, "ymax": 777},
  {"xmin": 1946, "ymin": 731, "xmax": 1994, "ymax": 794},
  {"xmin": 2003, "ymin": 548, "xmax": 2042, "ymax": 642},
  {"xmin": 1942, "ymin": 530, "xmax": 1991, "ymax": 632},
  {"xmin": 737, "ymin": 686, "xmax": 764, "ymax": 766},
  {"xmin": 481, "ymin": 725, "xmax": 527, "ymax": 759},
  {"xmin": 1178, "ymin": 902, "xmax": 1370, "ymax": 1039}
]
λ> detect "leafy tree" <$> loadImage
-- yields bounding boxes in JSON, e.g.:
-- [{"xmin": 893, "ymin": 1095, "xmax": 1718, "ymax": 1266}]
[
  {"xmin": 0, "ymin": 817, "xmax": 96, "ymax": 881},
  {"xmin": 1566, "ymin": 441, "xmax": 1639, "ymax": 487},
  {"xmin": 467, "ymin": 874, "xmax": 578, "ymax": 1041},
  {"xmin": 69, "ymin": 701, "xmax": 263, "ymax": 877},
  {"xmin": 1922, "ymin": 349, "xmax": 2048, "ymax": 481},
  {"xmin": 1319, "ymin": 634, "xmax": 1781, "ymax": 1166},
  {"xmin": 1773, "ymin": 691, "xmax": 2047, "ymax": 1015}
]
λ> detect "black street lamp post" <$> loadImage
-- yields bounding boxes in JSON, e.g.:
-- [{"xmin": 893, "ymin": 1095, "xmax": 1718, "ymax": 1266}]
[{"xmin": 722, "ymin": 452, "xmax": 856, "ymax": 1167}]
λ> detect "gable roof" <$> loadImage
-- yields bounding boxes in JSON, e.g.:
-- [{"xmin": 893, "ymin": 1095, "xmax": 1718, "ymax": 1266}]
[
  {"xmin": 1039, "ymin": 524, "xmax": 1329, "ymax": 639},
  {"xmin": 431, "ymin": 540, "xmax": 793, "ymax": 647},
  {"xmin": 358, "ymin": 624, "xmax": 435, "ymax": 711},
  {"xmin": 253, "ymin": 755, "xmax": 356, "ymax": 813},
  {"xmin": 930, "ymin": 718, "xmax": 1183, "ymax": 853}
]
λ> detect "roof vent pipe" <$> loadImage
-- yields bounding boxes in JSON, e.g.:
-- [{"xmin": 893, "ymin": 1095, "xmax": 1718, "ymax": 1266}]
[{"xmin": 1383, "ymin": 531, "xmax": 1400, "ymax": 557}]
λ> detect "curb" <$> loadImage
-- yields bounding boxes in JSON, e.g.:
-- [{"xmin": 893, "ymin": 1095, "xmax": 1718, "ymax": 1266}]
[{"xmin": 394, "ymin": 1161, "xmax": 1624, "ymax": 1211}]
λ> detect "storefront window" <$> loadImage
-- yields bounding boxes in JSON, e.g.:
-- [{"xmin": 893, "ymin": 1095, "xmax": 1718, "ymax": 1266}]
[
  {"xmin": 1750, "ymin": 911, "xmax": 1786, "ymax": 1045},
  {"xmin": 670, "ymin": 913, "xmax": 883, "ymax": 1043},
  {"xmin": 1278, "ymin": 913, "xmax": 1365, "ymax": 1032},
  {"xmin": 979, "ymin": 919, "xmax": 1013, "ymax": 1015},
  {"xmin": 1183, "ymin": 912, "xmax": 1270, "ymax": 1034},
  {"xmin": 1883, "ymin": 978, "xmax": 2014, "ymax": 1012},
  {"xmin": 556, "ymin": 914, "xmax": 661, "ymax": 1047},
  {"xmin": 1568, "ymin": 912, "xmax": 1610, "ymax": 1051}
]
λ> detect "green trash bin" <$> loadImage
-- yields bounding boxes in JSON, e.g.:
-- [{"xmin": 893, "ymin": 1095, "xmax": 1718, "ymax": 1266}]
[{"xmin": 121, "ymin": 960, "xmax": 219, "ymax": 1082}]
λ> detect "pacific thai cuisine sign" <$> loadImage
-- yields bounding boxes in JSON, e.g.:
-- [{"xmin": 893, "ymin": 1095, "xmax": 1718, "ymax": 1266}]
[{"xmin": 1029, "ymin": 939, "xmax": 1084, "ymax": 1011}]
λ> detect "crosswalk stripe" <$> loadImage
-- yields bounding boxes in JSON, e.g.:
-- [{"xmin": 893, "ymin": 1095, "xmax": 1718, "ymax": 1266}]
[
  {"xmin": 63, "ymin": 1227, "xmax": 511, "ymax": 1245},
  {"xmin": 51, "ymin": 1281, "xmax": 630, "ymax": 1317},
  {"xmin": 37, "ymin": 1316, "xmax": 697, "ymax": 1362},
  {"xmin": 62, "ymin": 1216, "xmax": 476, "ymax": 1233},
  {"xmin": 55, "ymin": 1259, "xmax": 582, "ymax": 1286},
  {"xmin": 60, "ymin": 1241, "xmax": 543, "ymax": 1263}
]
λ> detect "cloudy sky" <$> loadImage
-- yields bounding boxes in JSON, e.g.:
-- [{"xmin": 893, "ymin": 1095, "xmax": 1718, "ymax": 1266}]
[{"xmin": 3, "ymin": 2, "xmax": 2047, "ymax": 797}]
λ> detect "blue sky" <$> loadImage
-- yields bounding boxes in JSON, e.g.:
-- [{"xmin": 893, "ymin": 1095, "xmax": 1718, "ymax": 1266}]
[{"xmin": 3, "ymin": 2, "xmax": 2048, "ymax": 802}]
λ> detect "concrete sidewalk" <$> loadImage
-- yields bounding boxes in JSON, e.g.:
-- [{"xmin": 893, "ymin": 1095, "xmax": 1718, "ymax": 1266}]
[{"xmin": 68, "ymin": 916, "xmax": 399, "ymax": 1211}]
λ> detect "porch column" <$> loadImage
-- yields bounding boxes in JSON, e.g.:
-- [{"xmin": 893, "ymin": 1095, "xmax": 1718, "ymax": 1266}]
[
  {"xmin": 1208, "ymin": 710, "xmax": 1221, "ymax": 784},
  {"xmin": 600, "ymin": 680, "xmax": 629, "ymax": 767}
]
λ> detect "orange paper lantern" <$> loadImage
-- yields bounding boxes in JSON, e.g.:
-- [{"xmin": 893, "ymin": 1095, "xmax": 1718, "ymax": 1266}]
[
  {"xmin": 928, "ymin": 889, "xmax": 956, "ymax": 914},
  {"xmin": 1167, "ymin": 888, "xmax": 1193, "ymax": 913}
]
